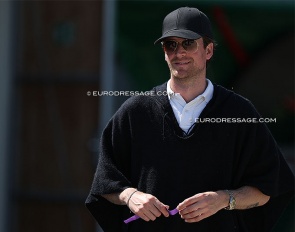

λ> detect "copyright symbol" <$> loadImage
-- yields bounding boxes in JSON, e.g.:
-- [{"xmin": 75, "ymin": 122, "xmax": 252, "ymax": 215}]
[{"xmin": 87, "ymin": 91, "xmax": 91, "ymax": 96}]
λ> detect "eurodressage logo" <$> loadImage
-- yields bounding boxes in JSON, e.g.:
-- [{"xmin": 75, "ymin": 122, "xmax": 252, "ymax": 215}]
[
  {"xmin": 195, "ymin": 118, "xmax": 276, "ymax": 123},
  {"xmin": 87, "ymin": 90, "xmax": 169, "ymax": 97}
]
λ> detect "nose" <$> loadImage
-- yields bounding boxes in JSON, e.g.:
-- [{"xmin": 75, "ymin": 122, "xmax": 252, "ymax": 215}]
[{"xmin": 175, "ymin": 44, "xmax": 187, "ymax": 57}]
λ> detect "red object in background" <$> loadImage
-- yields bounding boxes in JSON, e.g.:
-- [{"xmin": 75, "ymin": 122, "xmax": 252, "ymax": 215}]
[
  {"xmin": 212, "ymin": 6, "xmax": 249, "ymax": 67},
  {"xmin": 283, "ymin": 96, "xmax": 295, "ymax": 113}
]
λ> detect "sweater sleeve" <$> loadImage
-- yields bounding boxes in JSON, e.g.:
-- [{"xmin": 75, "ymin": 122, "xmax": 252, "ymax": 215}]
[
  {"xmin": 232, "ymin": 99, "xmax": 294, "ymax": 231},
  {"xmin": 233, "ymin": 100, "xmax": 294, "ymax": 197},
  {"xmin": 85, "ymin": 101, "xmax": 134, "ymax": 232}
]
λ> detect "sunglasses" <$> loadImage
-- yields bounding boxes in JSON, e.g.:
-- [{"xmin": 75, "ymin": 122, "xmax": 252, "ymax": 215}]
[{"xmin": 162, "ymin": 39, "xmax": 199, "ymax": 55}]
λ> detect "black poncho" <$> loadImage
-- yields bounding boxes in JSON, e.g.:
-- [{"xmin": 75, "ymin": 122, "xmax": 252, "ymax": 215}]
[{"xmin": 86, "ymin": 83, "xmax": 294, "ymax": 232}]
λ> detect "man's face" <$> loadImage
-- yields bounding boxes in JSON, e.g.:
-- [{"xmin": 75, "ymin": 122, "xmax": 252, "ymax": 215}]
[{"xmin": 163, "ymin": 37, "xmax": 213, "ymax": 80}]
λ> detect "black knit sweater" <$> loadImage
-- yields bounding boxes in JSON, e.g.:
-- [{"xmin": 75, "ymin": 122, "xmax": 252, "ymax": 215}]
[{"xmin": 86, "ymin": 83, "xmax": 294, "ymax": 232}]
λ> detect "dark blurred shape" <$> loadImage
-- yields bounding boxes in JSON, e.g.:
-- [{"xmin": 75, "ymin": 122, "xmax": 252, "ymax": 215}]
[{"xmin": 12, "ymin": 1, "xmax": 102, "ymax": 232}]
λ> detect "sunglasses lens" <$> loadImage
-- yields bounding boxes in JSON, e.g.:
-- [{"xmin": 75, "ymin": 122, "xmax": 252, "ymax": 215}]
[
  {"xmin": 163, "ymin": 40, "xmax": 198, "ymax": 54},
  {"xmin": 163, "ymin": 41, "xmax": 177, "ymax": 54},
  {"xmin": 183, "ymin": 40, "xmax": 198, "ymax": 53}
]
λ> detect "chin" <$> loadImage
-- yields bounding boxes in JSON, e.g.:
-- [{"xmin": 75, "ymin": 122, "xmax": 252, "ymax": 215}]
[
  {"xmin": 176, "ymin": 71, "xmax": 190, "ymax": 78},
  {"xmin": 173, "ymin": 75, "xmax": 190, "ymax": 81},
  {"xmin": 172, "ymin": 71, "xmax": 187, "ymax": 79}
]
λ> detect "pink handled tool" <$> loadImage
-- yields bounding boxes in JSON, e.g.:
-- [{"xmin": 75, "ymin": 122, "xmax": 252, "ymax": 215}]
[{"xmin": 124, "ymin": 208, "xmax": 179, "ymax": 224}]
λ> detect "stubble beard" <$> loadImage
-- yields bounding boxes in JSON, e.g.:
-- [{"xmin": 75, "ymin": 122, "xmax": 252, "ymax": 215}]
[{"xmin": 169, "ymin": 62, "xmax": 206, "ymax": 86}]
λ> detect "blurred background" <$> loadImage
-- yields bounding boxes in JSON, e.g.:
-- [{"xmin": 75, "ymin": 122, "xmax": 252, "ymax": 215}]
[{"xmin": 0, "ymin": 0, "xmax": 294, "ymax": 232}]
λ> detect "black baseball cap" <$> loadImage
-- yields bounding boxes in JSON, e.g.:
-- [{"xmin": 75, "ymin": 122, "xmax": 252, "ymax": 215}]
[{"xmin": 154, "ymin": 7, "xmax": 213, "ymax": 44}]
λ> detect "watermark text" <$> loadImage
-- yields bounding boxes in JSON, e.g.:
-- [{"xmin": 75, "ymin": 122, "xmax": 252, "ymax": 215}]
[
  {"xmin": 195, "ymin": 118, "xmax": 276, "ymax": 123},
  {"xmin": 87, "ymin": 90, "xmax": 169, "ymax": 97}
]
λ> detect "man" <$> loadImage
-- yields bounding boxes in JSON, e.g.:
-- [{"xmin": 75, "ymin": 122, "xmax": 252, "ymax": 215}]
[{"xmin": 86, "ymin": 7, "xmax": 294, "ymax": 232}]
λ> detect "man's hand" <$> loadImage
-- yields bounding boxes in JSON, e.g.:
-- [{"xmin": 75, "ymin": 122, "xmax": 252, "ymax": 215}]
[
  {"xmin": 176, "ymin": 186, "xmax": 270, "ymax": 223},
  {"xmin": 127, "ymin": 190, "xmax": 170, "ymax": 222},
  {"xmin": 177, "ymin": 191, "xmax": 228, "ymax": 223}
]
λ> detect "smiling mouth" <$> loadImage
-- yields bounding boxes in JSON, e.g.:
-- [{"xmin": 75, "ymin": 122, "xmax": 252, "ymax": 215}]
[
  {"xmin": 174, "ymin": 61, "xmax": 190, "ymax": 66},
  {"xmin": 174, "ymin": 61, "xmax": 190, "ymax": 67}
]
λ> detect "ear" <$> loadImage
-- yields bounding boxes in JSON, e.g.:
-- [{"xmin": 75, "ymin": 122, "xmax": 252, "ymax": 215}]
[{"xmin": 205, "ymin": 43, "xmax": 214, "ymax": 60}]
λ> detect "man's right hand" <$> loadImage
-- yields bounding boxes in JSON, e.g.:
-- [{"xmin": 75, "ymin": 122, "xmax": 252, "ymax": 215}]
[{"xmin": 122, "ymin": 188, "xmax": 170, "ymax": 222}]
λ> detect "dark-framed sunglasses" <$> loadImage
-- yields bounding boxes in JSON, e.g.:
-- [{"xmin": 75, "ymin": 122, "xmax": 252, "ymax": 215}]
[{"xmin": 161, "ymin": 39, "xmax": 199, "ymax": 55}]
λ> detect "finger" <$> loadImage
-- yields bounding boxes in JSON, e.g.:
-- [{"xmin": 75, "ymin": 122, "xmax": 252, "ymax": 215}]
[
  {"xmin": 132, "ymin": 206, "xmax": 152, "ymax": 222},
  {"xmin": 144, "ymin": 202, "xmax": 164, "ymax": 220},
  {"xmin": 139, "ymin": 212, "xmax": 151, "ymax": 222},
  {"xmin": 184, "ymin": 212, "xmax": 209, "ymax": 223},
  {"xmin": 181, "ymin": 207, "xmax": 207, "ymax": 220},
  {"xmin": 135, "ymin": 206, "xmax": 157, "ymax": 222},
  {"xmin": 143, "ymin": 209, "xmax": 157, "ymax": 221},
  {"xmin": 179, "ymin": 201, "xmax": 206, "ymax": 216},
  {"xmin": 146, "ymin": 200, "xmax": 168, "ymax": 218},
  {"xmin": 154, "ymin": 202, "xmax": 170, "ymax": 217},
  {"xmin": 130, "ymin": 202, "xmax": 157, "ymax": 221},
  {"xmin": 177, "ymin": 194, "xmax": 204, "ymax": 211},
  {"xmin": 146, "ymin": 205, "xmax": 161, "ymax": 218}
]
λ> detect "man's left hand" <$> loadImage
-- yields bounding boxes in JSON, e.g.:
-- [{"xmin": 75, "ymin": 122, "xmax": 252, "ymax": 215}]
[{"xmin": 177, "ymin": 191, "xmax": 228, "ymax": 223}]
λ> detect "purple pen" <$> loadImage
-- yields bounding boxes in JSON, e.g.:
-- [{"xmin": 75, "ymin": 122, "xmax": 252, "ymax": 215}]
[{"xmin": 124, "ymin": 208, "xmax": 179, "ymax": 224}]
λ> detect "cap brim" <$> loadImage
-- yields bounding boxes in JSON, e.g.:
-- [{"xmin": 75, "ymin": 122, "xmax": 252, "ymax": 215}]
[{"xmin": 154, "ymin": 29, "xmax": 202, "ymax": 44}]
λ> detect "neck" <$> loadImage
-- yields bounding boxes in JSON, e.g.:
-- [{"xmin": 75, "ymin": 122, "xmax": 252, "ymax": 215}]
[{"xmin": 169, "ymin": 76, "xmax": 207, "ymax": 103}]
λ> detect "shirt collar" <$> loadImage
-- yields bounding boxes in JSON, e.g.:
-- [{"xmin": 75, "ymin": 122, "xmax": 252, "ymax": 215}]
[
  {"xmin": 167, "ymin": 79, "xmax": 214, "ymax": 103},
  {"xmin": 167, "ymin": 79, "xmax": 175, "ymax": 100},
  {"xmin": 202, "ymin": 79, "xmax": 214, "ymax": 104}
]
